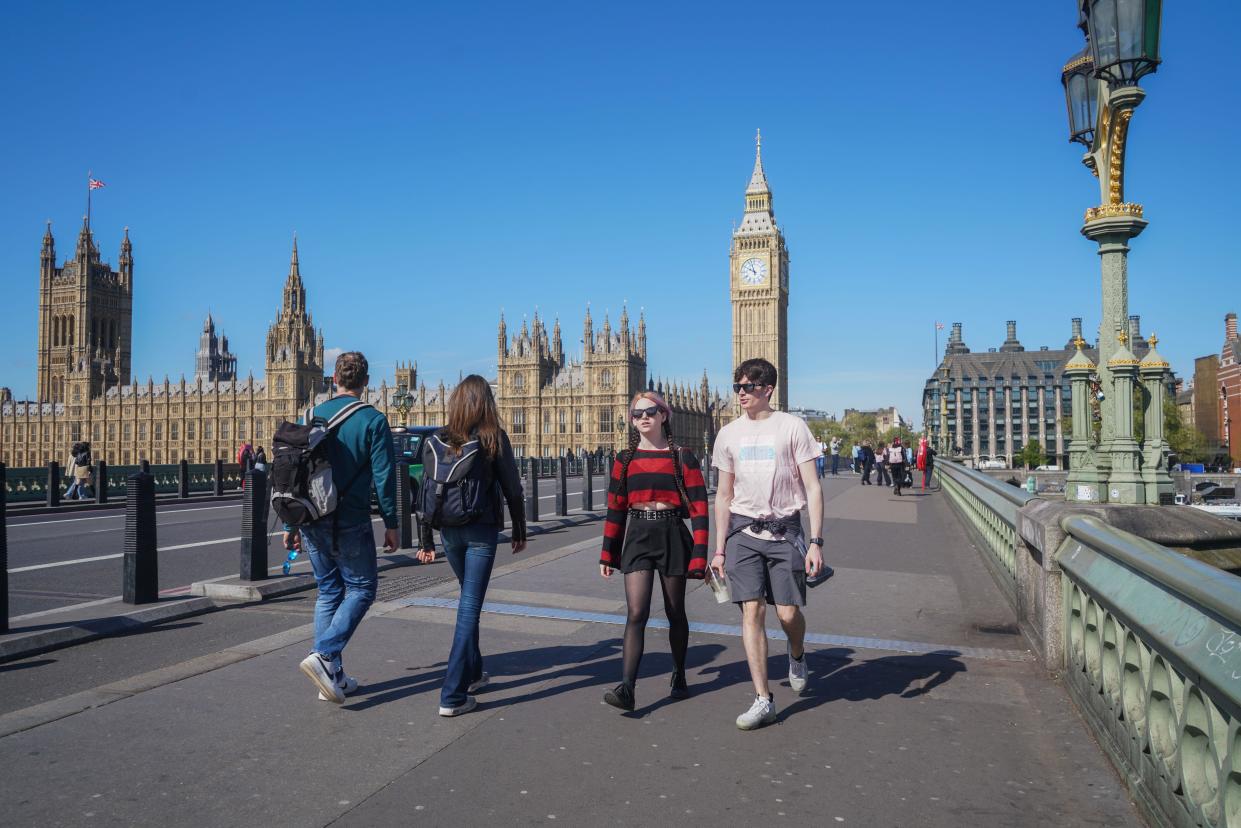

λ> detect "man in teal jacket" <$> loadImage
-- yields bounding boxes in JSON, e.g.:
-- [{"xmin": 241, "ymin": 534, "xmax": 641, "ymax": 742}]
[{"xmin": 286, "ymin": 351, "xmax": 398, "ymax": 704}]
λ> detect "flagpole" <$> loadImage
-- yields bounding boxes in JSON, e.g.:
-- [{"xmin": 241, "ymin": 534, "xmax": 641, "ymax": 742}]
[
  {"xmin": 86, "ymin": 170, "xmax": 92, "ymax": 231},
  {"xmin": 934, "ymin": 322, "xmax": 939, "ymax": 369}
]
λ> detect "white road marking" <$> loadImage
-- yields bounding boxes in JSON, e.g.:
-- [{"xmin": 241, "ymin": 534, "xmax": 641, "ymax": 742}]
[
  {"xmin": 7, "ymin": 531, "xmax": 284, "ymax": 573},
  {"xmin": 8, "ymin": 503, "xmax": 242, "ymax": 528}
]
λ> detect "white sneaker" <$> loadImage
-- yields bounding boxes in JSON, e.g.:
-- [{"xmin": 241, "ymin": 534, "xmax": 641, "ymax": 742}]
[
  {"xmin": 736, "ymin": 694, "xmax": 777, "ymax": 730},
  {"xmin": 788, "ymin": 651, "xmax": 808, "ymax": 694},
  {"xmin": 467, "ymin": 672, "xmax": 490, "ymax": 694},
  {"xmin": 318, "ymin": 671, "xmax": 359, "ymax": 702},
  {"xmin": 300, "ymin": 653, "xmax": 343, "ymax": 704},
  {"xmin": 439, "ymin": 696, "xmax": 478, "ymax": 717}
]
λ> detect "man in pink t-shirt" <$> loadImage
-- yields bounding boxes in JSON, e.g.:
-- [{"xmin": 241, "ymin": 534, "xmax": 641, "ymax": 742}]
[{"xmin": 712, "ymin": 358, "xmax": 824, "ymax": 731}]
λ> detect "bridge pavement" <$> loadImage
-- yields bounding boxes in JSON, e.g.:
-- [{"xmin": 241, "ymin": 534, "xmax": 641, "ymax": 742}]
[{"xmin": 0, "ymin": 476, "xmax": 1143, "ymax": 826}]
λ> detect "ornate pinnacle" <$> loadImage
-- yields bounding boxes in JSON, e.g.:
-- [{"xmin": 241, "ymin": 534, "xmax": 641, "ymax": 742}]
[
  {"xmin": 1117, "ymin": 330, "xmax": 1129, "ymax": 345},
  {"xmin": 1147, "ymin": 332, "xmax": 1158, "ymax": 347},
  {"xmin": 1073, "ymin": 335, "xmax": 1087, "ymax": 351}
]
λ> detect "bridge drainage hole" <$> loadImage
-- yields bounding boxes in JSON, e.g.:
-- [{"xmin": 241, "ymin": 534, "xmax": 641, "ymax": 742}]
[{"xmin": 973, "ymin": 622, "xmax": 1021, "ymax": 636}]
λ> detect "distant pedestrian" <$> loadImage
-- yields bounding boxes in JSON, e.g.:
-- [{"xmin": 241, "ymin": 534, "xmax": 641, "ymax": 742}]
[
  {"xmin": 874, "ymin": 442, "xmax": 890, "ymax": 487},
  {"xmin": 814, "ymin": 451, "xmax": 825, "ymax": 478},
  {"xmin": 860, "ymin": 440, "xmax": 875, "ymax": 485},
  {"xmin": 712, "ymin": 358, "xmax": 824, "ymax": 731},
  {"xmin": 920, "ymin": 440, "xmax": 936, "ymax": 489},
  {"xmin": 64, "ymin": 441, "xmax": 93, "ymax": 500},
  {"xmin": 599, "ymin": 391, "xmax": 709, "ymax": 712},
  {"xmin": 417, "ymin": 374, "xmax": 527, "ymax": 717},
  {"xmin": 851, "ymin": 443, "xmax": 861, "ymax": 473},
  {"xmin": 253, "ymin": 446, "xmax": 268, "ymax": 475},
  {"xmin": 887, "ymin": 438, "xmax": 908, "ymax": 496},
  {"xmin": 283, "ymin": 351, "xmax": 400, "ymax": 704},
  {"xmin": 829, "ymin": 437, "xmax": 842, "ymax": 475},
  {"xmin": 237, "ymin": 442, "xmax": 255, "ymax": 488}
]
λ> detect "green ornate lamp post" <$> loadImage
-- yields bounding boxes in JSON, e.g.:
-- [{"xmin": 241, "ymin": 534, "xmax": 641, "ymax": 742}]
[
  {"xmin": 1061, "ymin": 0, "xmax": 1162, "ymax": 504},
  {"xmin": 392, "ymin": 384, "xmax": 413, "ymax": 424}
]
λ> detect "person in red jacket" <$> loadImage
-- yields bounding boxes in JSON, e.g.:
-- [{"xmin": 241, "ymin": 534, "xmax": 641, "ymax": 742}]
[{"xmin": 599, "ymin": 391, "xmax": 709, "ymax": 712}]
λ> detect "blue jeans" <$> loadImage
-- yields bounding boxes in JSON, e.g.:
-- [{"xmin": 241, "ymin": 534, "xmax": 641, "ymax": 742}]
[
  {"xmin": 830, "ymin": 454, "xmax": 839, "ymax": 475},
  {"xmin": 440, "ymin": 522, "xmax": 499, "ymax": 707},
  {"xmin": 303, "ymin": 522, "xmax": 378, "ymax": 670}
]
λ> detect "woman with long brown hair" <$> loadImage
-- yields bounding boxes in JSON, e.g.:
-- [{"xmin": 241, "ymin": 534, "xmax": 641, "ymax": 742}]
[
  {"xmin": 599, "ymin": 391, "xmax": 709, "ymax": 712},
  {"xmin": 417, "ymin": 374, "xmax": 526, "ymax": 717}
]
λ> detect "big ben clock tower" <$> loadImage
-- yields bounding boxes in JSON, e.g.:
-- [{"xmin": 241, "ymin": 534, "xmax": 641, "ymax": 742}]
[{"xmin": 730, "ymin": 130, "xmax": 789, "ymax": 409}]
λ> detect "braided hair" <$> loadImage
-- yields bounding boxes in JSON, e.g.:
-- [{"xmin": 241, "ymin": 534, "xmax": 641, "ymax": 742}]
[{"xmin": 617, "ymin": 391, "xmax": 691, "ymax": 514}]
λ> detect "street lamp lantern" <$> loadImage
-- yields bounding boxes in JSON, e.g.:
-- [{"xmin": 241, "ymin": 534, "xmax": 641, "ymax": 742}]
[
  {"xmin": 1083, "ymin": 0, "xmax": 1162, "ymax": 86},
  {"xmin": 392, "ymin": 384, "xmax": 412, "ymax": 423},
  {"xmin": 1061, "ymin": 45, "xmax": 1098, "ymax": 147}
]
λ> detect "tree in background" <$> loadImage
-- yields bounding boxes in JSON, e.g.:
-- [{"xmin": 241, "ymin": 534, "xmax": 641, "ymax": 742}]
[{"xmin": 1016, "ymin": 440, "xmax": 1047, "ymax": 470}]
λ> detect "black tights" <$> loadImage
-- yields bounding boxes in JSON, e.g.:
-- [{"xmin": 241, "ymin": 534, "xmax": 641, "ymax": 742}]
[{"xmin": 621, "ymin": 570, "xmax": 688, "ymax": 687}]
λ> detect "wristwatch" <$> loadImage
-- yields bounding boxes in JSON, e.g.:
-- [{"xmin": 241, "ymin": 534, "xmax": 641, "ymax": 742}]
[{"xmin": 808, "ymin": 537, "xmax": 824, "ymax": 547}]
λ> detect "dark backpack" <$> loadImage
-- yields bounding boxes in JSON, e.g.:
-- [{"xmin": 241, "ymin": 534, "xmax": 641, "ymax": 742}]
[
  {"xmin": 417, "ymin": 431, "xmax": 492, "ymax": 529},
  {"xmin": 270, "ymin": 400, "xmax": 372, "ymax": 526}
]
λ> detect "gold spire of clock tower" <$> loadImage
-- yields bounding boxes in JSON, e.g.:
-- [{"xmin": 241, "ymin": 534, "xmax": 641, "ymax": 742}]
[{"xmin": 730, "ymin": 130, "xmax": 789, "ymax": 409}]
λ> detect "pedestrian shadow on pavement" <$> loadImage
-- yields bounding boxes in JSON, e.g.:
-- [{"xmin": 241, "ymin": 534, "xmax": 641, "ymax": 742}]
[
  {"xmin": 0, "ymin": 658, "xmax": 57, "ymax": 673},
  {"xmin": 778, "ymin": 648, "xmax": 966, "ymax": 722},
  {"xmin": 345, "ymin": 639, "xmax": 631, "ymax": 712}
]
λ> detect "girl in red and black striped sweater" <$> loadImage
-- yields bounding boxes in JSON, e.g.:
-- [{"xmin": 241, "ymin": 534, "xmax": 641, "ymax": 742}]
[{"xmin": 599, "ymin": 391, "xmax": 709, "ymax": 712}]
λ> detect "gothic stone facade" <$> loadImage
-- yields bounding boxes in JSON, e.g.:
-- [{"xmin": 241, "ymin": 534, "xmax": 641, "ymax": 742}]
[
  {"xmin": 1, "ymin": 232, "xmax": 325, "ymax": 467},
  {"xmin": 494, "ymin": 309, "xmax": 721, "ymax": 457}
]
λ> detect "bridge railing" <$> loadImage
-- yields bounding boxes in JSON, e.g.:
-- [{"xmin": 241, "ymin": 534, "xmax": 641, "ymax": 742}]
[
  {"xmin": 3, "ymin": 462, "xmax": 244, "ymax": 504},
  {"xmin": 1058, "ymin": 515, "xmax": 1240, "ymax": 828},
  {"xmin": 935, "ymin": 460, "xmax": 1241, "ymax": 828},
  {"xmin": 936, "ymin": 460, "xmax": 1034, "ymax": 593}
]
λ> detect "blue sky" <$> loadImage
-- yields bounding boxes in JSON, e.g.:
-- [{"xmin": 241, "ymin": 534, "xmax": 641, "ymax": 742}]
[{"xmin": 1, "ymin": 2, "xmax": 1238, "ymax": 425}]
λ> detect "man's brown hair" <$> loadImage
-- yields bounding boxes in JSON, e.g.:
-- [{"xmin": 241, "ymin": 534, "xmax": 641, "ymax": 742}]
[{"xmin": 334, "ymin": 351, "xmax": 369, "ymax": 391}]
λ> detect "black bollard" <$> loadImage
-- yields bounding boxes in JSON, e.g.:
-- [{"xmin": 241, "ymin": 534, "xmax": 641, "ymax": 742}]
[
  {"xmin": 213, "ymin": 459, "xmax": 225, "ymax": 496},
  {"xmin": 556, "ymin": 456, "xmax": 569, "ymax": 517},
  {"xmin": 178, "ymin": 459, "xmax": 190, "ymax": 499},
  {"xmin": 1, "ymin": 463, "xmax": 8, "ymax": 633},
  {"xmin": 97, "ymin": 460, "xmax": 109, "ymax": 504},
  {"xmin": 524, "ymin": 457, "xmax": 540, "ymax": 523},
  {"xmin": 581, "ymin": 453, "xmax": 594, "ymax": 511},
  {"xmin": 47, "ymin": 461, "xmax": 61, "ymax": 508},
  {"xmin": 123, "ymin": 471, "xmax": 158, "ymax": 604},
  {"xmin": 239, "ymin": 469, "xmax": 268, "ymax": 581},
  {"xmin": 395, "ymin": 459, "xmax": 413, "ymax": 550}
]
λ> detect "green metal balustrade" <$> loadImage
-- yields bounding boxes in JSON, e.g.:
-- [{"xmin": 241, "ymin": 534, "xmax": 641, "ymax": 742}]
[
  {"xmin": 935, "ymin": 461, "xmax": 1034, "ymax": 593},
  {"xmin": 3, "ymin": 462, "xmax": 244, "ymax": 503}
]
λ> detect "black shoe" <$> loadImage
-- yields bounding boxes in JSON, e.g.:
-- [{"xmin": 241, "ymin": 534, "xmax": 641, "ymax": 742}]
[
  {"xmin": 669, "ymin": 670, "xmax": 690, "ymax": 700},
  {"xmin": 604, "ymin": 682, "xmax": 635, "ymax": 711}
]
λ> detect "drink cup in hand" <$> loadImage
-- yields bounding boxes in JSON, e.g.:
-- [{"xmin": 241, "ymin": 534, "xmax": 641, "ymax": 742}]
[{"xmin": 706, "ymin": 565, "xmax": 731, "ymax": 604}]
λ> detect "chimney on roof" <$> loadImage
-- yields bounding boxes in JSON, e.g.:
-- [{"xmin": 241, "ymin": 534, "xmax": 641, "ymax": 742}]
[
  {"xmin": 1000, "ymin": 320, "xmax": 1024, "ymax": 352},
  {"xmin": 1227, "ymin": 312, "xmax": 1238, "ymax": 341},
  {"xmin": 1066, "ymin": 317, "xmax": 1083, "ymax": 349},
  {"xmin": 946, "ymin": 322, "xmax": 970, "ymax": 355},
  {"xmin": 1128, "ymin": 315, "xmax": 1146, "ymax": 348}
]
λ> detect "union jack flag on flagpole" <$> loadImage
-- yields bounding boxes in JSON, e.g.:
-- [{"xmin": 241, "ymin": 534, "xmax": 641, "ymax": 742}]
[
  {"xmin": 86, "ymin": 171, "xmax": 106, "ymax": 232},
  {"xmin": 88, "ymin": 178, "xmax": 106, "ymax": 190},
  {"xmin": 935, "ymin": 322, "xmax": 945, "ymax": 330}
]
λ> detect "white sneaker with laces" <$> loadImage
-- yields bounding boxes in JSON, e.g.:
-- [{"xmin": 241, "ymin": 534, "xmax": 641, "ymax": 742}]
[
  {"xmin": 788, "ymin": 651, "xmax": 808, "ymax": 694},
  {"xmin": 318, "ymin": 671, "xmax": 359, "ymax": 702},
  {"xmin": 736, "ymin": 694, "xmax": 777, "ymax": 730},
  {"xmin": 300, "ymin": 653, "xmax": 343, "ymax": 704},
  {"xmin": 439, "ymin": 696, "xmax": 478, "ymax": 717},
  {"xmin": 467, "ymin": 672, "xmax": 490, "ymax": 694}
]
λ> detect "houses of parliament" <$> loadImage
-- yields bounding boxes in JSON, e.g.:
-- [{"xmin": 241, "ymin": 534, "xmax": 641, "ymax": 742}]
[{"xmin": 0, "ymin": 135, "xmax": 791, "ymax": 466}]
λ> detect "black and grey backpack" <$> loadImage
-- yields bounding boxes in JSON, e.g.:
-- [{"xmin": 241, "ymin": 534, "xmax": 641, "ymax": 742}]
[
  {"xmin": 270, "ymin": 400, "xmax": 372, "ymax": 526},
  {"xmin": 417, "ymin": 431, "xmax": 492, "ymax": 529}
]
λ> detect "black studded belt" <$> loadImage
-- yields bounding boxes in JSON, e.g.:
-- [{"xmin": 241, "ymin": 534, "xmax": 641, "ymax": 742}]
[{"xmin": 628, "ymin": 508, "xmax": 684, "ymax": 521}]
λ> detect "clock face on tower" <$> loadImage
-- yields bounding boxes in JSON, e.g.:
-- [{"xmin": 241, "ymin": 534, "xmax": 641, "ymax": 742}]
[{"xmin": 740, "ymin": 257, "xmax": 768, "ymax": 286}]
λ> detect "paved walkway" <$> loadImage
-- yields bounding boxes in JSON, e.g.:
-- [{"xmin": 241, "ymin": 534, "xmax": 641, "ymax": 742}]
[{"xmin": 0, "ymin": 476, "xmax": 1143, "ymax": 826}]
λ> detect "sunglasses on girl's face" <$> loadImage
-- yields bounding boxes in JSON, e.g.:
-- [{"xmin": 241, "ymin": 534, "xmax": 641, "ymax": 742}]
[
  {"xmin": 631, "ymin": 406, "xmax": 661, "ymax": 420},
  {"xmin": 733, "ymin": 382, "xmax": 768, "ymax": 394}
]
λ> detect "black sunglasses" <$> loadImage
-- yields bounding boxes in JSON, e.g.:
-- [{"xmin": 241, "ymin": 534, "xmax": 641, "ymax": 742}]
[
  {"xmin": 732, "ymin": 382, "xmax": 768, "ymax": 394},
  {"xmin": 631, "ymin": 405, "xmax": 661, "ymax": 420}
]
